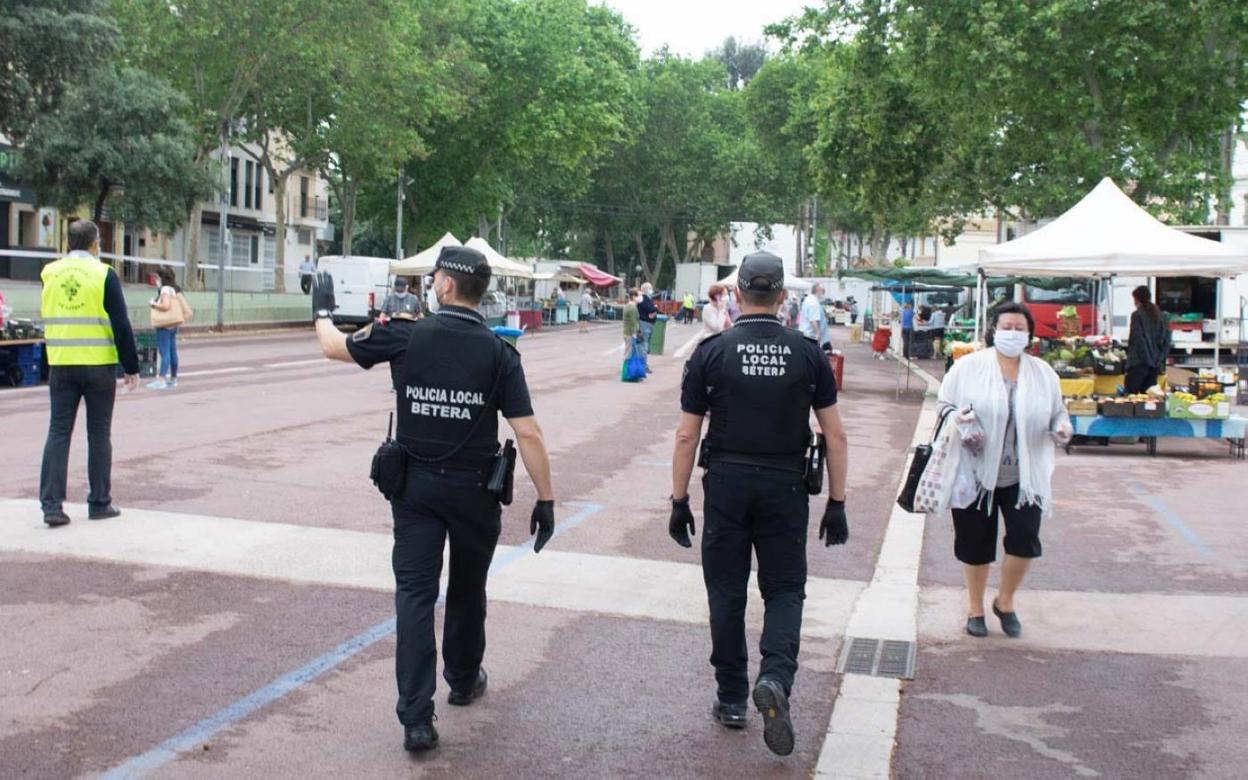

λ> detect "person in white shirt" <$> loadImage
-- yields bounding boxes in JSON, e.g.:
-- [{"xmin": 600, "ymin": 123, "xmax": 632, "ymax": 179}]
[{"xmin": 799, "ymin": 284, "xmax": 827, "ymax": 348}]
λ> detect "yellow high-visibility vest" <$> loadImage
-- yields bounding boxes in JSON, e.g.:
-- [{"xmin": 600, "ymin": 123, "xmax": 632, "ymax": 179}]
[{"xmin": 40, "ymin": 254, "xmax": 118, "ymax": 366}]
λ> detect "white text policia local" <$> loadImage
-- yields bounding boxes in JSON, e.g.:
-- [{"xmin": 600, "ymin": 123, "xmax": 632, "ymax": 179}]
[
  {"xmin": 737, "ymin": 342, "xmax": 792, "ymax": 377},
  {"xmin": 404, "ymin": 386, "xmax": 486, "ymax": 420}
]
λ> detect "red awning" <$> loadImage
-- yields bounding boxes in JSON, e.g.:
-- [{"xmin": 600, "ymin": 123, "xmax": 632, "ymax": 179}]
[{"xmin": 579, "ymin": 263, "xmax": 621, "ymax": 287}]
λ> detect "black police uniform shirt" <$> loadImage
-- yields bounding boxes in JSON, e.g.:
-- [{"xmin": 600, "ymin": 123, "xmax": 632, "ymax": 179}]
[
  {"xmin": 345, "ymin": 306, "xmax": 533, "ymax": 467},
  {"xmin": 681, "ymin": 313, "xmax": 837, "ymax": 467}
]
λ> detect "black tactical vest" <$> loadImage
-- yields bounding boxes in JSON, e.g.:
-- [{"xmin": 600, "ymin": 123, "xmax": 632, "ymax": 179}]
[
  {"xmin": 706, "ymin": 322, "xmax": 813, "ymax": 470},
  {"xmin": 397, "ymin": 315, "xmax": 504, "ymax": 468}
]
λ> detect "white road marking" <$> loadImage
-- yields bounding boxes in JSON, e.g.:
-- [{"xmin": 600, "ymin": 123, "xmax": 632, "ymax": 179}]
[
  {"xmin": 815, "ymin": 357, "xmax": 939, "ymax": 779},
  {"xmin": 0, "ymin": 499, "xmax": 860, "ymax": 639},
  {"xmin": 177, "ymin": 367, "xmax": 248, "ymax": 378},
  {"xmin": 262, "ymin": 358, "xmax": 325, "ymax": 369}
]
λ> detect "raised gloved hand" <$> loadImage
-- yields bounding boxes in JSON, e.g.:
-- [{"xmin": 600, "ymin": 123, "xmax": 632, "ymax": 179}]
[
  {"xmin": 819, "ymin": 499, "xmax": 848, "ymax": 546},
  {"xmin": 312, "ymin": 271, "xmax": 337, "ymax": 317},
  {"xmin": 530, "ymin": 500, "xmax": 555, "ymax": 553},
  {"xmin": 669, "ymin": 496, "xmax": 696, "ymax": 548}
]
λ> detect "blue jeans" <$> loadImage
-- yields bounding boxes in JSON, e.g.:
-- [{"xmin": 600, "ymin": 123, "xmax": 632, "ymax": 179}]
[
  {"xmin": 638, "ymin": 321, "xmax": 653, "ymax": 355},
  {"xmin": 156, "ymin": 326, "xmax": 179, "ymax": 379}
]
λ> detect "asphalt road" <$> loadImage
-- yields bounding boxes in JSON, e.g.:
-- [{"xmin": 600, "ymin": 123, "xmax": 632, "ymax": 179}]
[{"xmin": 1, "ymin": 322, "xmax": 1244, "ymax": 778}]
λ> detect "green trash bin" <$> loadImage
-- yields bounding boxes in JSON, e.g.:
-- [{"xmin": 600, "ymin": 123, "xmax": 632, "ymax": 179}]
[{"xmin": 649, "ymin": 314, "xmax": 669, "ymax": 356}]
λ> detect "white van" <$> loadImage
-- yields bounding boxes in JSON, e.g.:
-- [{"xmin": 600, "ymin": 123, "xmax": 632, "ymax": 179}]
[{"xmin": 316, "ymin": 255, "xmax": 392, "ymax": 325}]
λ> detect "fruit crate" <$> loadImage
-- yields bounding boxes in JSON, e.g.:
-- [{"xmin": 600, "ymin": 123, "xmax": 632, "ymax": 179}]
[
  {"xmin": 1167, "ymin": 396, "xmax": 1230, "ymax": 420},
  {"xmin": 1134, "ymin": 400, "xmax": 1166, "ymax": 419},
  {"xmin": 1099, "ymin": 400, "xmax": 1136, "ymax": 417},
  {"xmin": 1066, "ymin": 398, "xmax": 1099, "ymax": 416}
]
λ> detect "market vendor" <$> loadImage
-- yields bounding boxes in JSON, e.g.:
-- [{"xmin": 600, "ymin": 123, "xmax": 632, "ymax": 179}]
[{"xmin": 1124, "ymin": 285, "xmax": 1171, "ymax": 394}]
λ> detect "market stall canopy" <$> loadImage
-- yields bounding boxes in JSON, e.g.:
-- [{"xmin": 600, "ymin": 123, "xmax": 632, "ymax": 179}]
[
  {"xmin": 977, "ymin": 178, "xmax": 1248, "ymax": 278},
  {"xmin": 463, "ymin": 237, "xmax": 535, "ymax": 279},
  {"xmin": 390, "ymin": 232, "xmax": 461, "ymax": 276},
  {"xmin": 534, "ymin": 272, "xmax": 587, "ymax": 285},
  {"xmin": 720, "ymin": 266, "xmax": 813, "ymax": 292},
  {"xmin": 841, "ymin": 266, "xmax": 1070, "ymax": 290},
  {"xmin": 578, "ymin": 263, "xmax": 621, "ymax": 287}
]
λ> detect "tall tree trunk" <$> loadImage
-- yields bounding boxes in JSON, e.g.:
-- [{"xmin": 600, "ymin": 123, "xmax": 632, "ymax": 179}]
[
  {"xmin": 1217, "ymin": 126, "xmax": 1234, "ymax": 226},
  {"xmin": 184, "ymin": 202, "xmax": 203, "ymax": 291},
  {"xmin": 341, "ymin": 181, "xmax": 358, "ymax": 257},
  {"xmin": 603, "ymin": 227, "xmax": 616, "ymax": 275},
  {"xmin": 272, "ymin": 173, "xmax": 288, "ymax": 293}
]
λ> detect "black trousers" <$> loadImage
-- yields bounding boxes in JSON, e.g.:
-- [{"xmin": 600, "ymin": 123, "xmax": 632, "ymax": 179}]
[
  {"xmin": 1124, "ymin": 364, "xmax": 1161, "ymax": 395},
  {"xmin": 391, "ymin": 464, "xmax": 501, "ymax": 725},
  {"xmin": 701, "ymin": 463, "xmax": 809, "ymax": 704},
  {"xmin": 950, "ymin": 483, "xmax": 1042, "ymax": 565},
  {"xmin": 40, "ymin": 365, "xmax": 117, "ymax": 514}
]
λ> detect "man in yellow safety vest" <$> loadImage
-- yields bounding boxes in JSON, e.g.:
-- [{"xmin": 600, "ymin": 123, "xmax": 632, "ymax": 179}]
[{"xmin": 39, "ymin": 219, "xmax": 140, "ymax": 527}]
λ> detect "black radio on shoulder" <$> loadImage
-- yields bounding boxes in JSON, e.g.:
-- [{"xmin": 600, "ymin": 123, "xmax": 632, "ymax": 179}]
[{"xmin": 370, "ymin": 412, "xmax": 407, "ymax": 501}]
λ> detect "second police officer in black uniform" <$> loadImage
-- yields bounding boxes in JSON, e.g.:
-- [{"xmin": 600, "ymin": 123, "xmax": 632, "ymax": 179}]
[
  {"xmin": 312, "ymin": 246, "xmax": 556, "ymax": 753},
  {"xmin": 669, "ymin": 251, "xmax": 850, "ymax": 757}
]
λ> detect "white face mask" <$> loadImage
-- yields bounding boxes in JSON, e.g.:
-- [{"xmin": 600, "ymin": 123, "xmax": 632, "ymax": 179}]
[{"xmin": 994, "ymin": 329, "xmax": 1030, "ymax": 358}]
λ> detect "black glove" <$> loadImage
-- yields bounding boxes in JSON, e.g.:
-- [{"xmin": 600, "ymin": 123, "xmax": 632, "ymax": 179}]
[
  {"xmin": 669, "ymin": 496, "xmax": 696, "ymax": 548},
  {"xmin": 312, "ymin": 271, "xmax": 337, "ymax": 317},
  {"xmin": 530, "ymin": 500, "xmax": 555, "ymax": 553},
  {"xmin": 819, "ymin": 499, "xmax": 848, "ymax": 546}
]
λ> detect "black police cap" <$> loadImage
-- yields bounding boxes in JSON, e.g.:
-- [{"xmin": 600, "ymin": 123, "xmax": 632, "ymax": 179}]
[
  {"xmin": 435, "ymin": 246, "xmax": 492, "ymax": 282},
  {"xmin": 737, "ymin": 251, "xmax": 785, "ymax": 292}
]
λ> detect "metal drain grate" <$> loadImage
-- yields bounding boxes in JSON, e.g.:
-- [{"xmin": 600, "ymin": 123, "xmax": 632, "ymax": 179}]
[{"xmin": 836, "ymin": 637, "xmax": 916, "ymax": 679}]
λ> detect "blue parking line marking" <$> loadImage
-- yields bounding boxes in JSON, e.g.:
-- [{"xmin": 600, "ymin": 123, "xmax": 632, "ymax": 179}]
[
  {"xmin": 101, "ymin": 501, "xmax": 604, "ymax": 778},
  {"xmin": 1131, "ymin": 483, "xmax": 1213, "ymax": 558}
]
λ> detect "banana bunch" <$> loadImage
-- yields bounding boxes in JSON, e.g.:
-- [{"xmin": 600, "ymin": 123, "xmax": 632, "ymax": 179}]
[{"xmin": 1172, "ymin": 392, "xmax": 1198, "ymax": 402}]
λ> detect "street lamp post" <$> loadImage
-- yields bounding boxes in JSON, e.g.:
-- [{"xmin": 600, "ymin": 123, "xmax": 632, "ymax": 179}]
[
  {"xmin": 395, "ymin": 174, "xmax": 413, "ymax": 261},
  {"xmin": 216, "ymin": 122, "xmax": 233, "ymax": 331}
]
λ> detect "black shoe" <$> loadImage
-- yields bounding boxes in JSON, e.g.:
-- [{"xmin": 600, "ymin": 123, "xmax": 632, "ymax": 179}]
[
  {"xmin": 751, "ymin": 678, "xmax": 795, "ymax": 756},
  {"xmin": 712, "ymin": 700, "xmax": 748, "ymax": 730},
  {"xmin": 447, "ymin": 668, "xmax": 487, "ymax": 706},
  {"xmin": 966, "ymin": 616, "xmax": 988, "ymax": 638},
  {"xmin": 403, "ymin": 721, "xmax": 438, "ymax": 752},
  {"xmin": 993, "ymin": 600, "xmax": 1022, "ymax": 638},
  {"xmin": 88, "ymin": 506, "xmax": 121, "ymax": 520},
  {"xmin": 43, "ymin": 511, "xmax": 71, "ymax": 528}
]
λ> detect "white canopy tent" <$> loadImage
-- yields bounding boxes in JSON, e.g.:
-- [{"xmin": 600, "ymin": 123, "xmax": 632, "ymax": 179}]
[
  {"xmin": 978, "ymin": 178, "xmax": 1248, "ymax": 278},
  {"xmin": 390, "ymin": 232, "xmax": 461, "ymax": 276},
  {"xmin": 973, "ymin": 177, "xmax": 1248, "ymax": 366},
  {"xmin": 719, "ymin": 266, "xmax": 814, "ymax": 293},
  {"xmin": 463, "ymin": 236, "xmax": 535, "ymax": 279}
]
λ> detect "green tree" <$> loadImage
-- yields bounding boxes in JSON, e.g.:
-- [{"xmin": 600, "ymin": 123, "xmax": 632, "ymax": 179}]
[
  {"xmin": 0, "ymin": 0, "xmax": 119, "ymax": 142},
  {"xmin": 709, "ymin": 36, "xmax": 768, "ymax": 90},
  {"xmin": 15, "ymin": 66, "xmax": 214, "ymax": 234}
]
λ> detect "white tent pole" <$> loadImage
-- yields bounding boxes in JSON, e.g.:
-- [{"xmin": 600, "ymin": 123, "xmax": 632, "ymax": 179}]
[{"xmin": 1215, "ymin": 277, "xmax": 1223, "ymax": 371}]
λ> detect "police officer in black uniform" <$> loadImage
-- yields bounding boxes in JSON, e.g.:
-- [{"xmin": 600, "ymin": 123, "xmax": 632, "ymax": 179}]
[
  {"xmin": 669, "ymin": 251, "xmax": 850, "ymax": 757},
  {"xmin": 312, "ymin": 246, "xmax": 556, "ymax": 753}
]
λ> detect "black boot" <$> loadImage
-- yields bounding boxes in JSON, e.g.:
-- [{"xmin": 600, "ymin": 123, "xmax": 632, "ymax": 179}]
[
  {"xmin": 447, "ymin": 668, "xmax": 488, "ymax": 706},
  {"xmin": 88, "ymin": 505, "xmax": 121, "ymax": 520},
  {"xmin": 43, "ymin": 511, "xmax": 71, "ymax": 527},
  {"xmin": 712, "ymin": 700, "xmax": 748, "ymax": 730},
  {"xmin": 403, "ymin": 721, "xmax": 438, "ymax": 752},
  {"xmin": 752, "ymin": 677, "xmax": 795, "ymax": 756}
]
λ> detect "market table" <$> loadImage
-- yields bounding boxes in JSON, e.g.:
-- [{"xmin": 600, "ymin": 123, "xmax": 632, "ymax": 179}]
[{"xmin": 1067, "ymin": 414, "xmax": 1247, "ymax": 458}]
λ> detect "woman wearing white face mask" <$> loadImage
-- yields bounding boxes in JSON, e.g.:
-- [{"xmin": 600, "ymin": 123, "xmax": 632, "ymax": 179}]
[{"xmin": 935, "ymin": 302, "xmax": 1072, "ymax": 639}]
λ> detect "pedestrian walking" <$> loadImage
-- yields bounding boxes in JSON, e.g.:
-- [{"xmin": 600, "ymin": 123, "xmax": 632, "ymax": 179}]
[
  {"xmin": 39, "ymin": 219, "xmax": 140, "ymax": 527},
  {"xmin": 849, "ymin": 298, "xmax": 859, "ymax": 325},
  {"xmin": 380, "ymin": 277, "xmax": 420, "ymax": 321},
  {"xmin": 798, "ymin": 284, "xmax": 828, "ymax": 349},
  {"xmin": 669, "ymin": 251, "xmax": 850, "ymax": 756},
  {"xmin": 674, "ymin": 283, "xmax": 730, "ymax": 360},
  {"xmin": 579, "ymin": 287, "xmax": 595, "ymax": 333},
  {"xmin": 681, "ymin": 291, "xmax": 696, "ymax": 324},
  {"xmin": 311, "ymin": 246, "xmax": 556, "ymax": 753},
  {"xmin": 637, "ymin": 282, "xmax": 658, "ymax": 362},
  {"xmin": 1124, "ymin": 285, "xmax": 1171, "ymax": 394},
  {"xmin": 148, "ymin": 266, "xmax": 190, "ymax": 389},
  {"xmin": 935, "ymin": 302, "xmax": 1071, "ymax": 639},
  {"xmin": 900, "ymin": 302, "xmax": 915, "ymax": 359},
  {"xmin": 299, "ymin": 255, "xmax": 316, "ymax": 294}
]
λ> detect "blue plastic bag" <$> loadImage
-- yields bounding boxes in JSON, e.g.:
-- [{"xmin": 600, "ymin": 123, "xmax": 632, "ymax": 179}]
[{"xmin": 622, "ymin": 337, "xmax": 647, "ymax": 382}]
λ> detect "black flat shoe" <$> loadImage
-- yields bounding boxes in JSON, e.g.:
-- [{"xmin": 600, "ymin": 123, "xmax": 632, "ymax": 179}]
[
  {"xmin": 993, "ymin": 600, "xmax": 1022, "ymax": 638},
  {"xmin": 965, "ymin": 616, "xmax": 988, "ymax": 637},
  {"xmin": 43, "ymin": 511, "xmax": 71, "ymax": 527},
  {"xmin": 88, "ymin": 505, "xmax": 121, "ymax": 520},
  {"xmin": 752, "ymin": 677, "xmax": 795, "ymax": 756},
  {"xmin": 712, "ymin": 700, "xmax": 748, "ymax": 730},
  {"xmin": 403, "ymin": 721, "xmax": 438, "ymax": 752},
  {"xmin": 447, "ymin": 668, "xmax": 487, "ymax": 706}
]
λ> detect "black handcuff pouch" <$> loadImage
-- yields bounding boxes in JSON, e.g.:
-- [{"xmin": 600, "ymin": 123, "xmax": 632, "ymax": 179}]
[
  {"xmin": 803, "ymin": 433, "xmax": 826, "ymax": 495},
  {"xmin": 486, "ymin": 439, "xmax": 517, "ymax": 505},
  {"xmin": 371, "ymin": 413, "xmax": 408, "ymax": 501}
]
